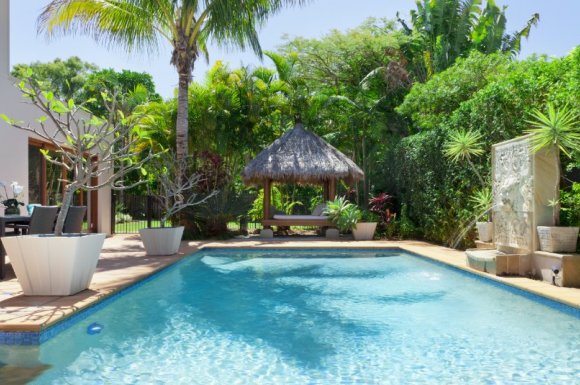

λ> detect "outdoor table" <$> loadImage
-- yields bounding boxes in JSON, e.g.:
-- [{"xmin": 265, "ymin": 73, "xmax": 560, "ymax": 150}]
[{"xmin": 0, "ymin": 214, "xmax": 31, "ymax": 279}]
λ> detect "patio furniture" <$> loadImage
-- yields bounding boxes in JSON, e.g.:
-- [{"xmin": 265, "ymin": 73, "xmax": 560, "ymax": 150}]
[
  {"xmin": 16, "ymin": 206, "xmax": 59, "ymax": 235},
  {"xmin": 63, "ymin": 206, "xmax": 87, "ymax": 233},
  {"xmin": 0, "ymin": 214, "xmax": 31, "ymax": 279}
]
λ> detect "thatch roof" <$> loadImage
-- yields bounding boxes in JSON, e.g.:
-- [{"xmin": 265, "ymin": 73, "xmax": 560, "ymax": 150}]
[{"xmin": 242, "ymin": 123, "xmax": 364, "ymax": 185}]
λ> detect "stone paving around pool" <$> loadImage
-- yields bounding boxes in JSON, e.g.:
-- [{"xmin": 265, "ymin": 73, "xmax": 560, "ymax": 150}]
[{"xmin": 0, "ymin": 234, "xmax": 579, "ymax": 334}]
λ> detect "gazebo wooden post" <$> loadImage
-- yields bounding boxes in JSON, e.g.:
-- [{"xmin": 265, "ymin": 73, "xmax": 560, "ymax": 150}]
[
  {"xmin": 263, "ymin": 179, "xmax": 272, "ymax": 226},
  {"xmin": 328, "ymin": 178, "xmax": 337, "ymax": 201},
  {"xmin": 323, "ymin": 180, "xmax": 329, "ymax": 202}
]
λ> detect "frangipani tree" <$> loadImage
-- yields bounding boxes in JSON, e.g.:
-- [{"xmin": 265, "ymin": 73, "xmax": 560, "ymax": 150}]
[
  {"xmin": 1, "ymin": 74, "xmax": 156, "ymax": 236},
  {"xmin": 148, "ymin": 152, "xmax": 218, "ymax": 228},
  {"xmin": 39, "ymin": 0, "xmax": 307, "ymax": 180}
]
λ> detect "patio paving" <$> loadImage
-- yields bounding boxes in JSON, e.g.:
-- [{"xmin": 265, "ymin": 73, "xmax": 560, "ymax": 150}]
[{"xmin": 0, "ymin": 235, "xmax": 579, "ymax": 334}]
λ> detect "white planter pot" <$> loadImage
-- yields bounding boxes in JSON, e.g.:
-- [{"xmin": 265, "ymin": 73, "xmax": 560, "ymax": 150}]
[
  {"xmin": 537, "ymin": 226, "xmax": 579, "ymax": 253},
  {"xmin": 476, "ymin": 222, "xmax": 494, "ymax": 242},
  {"xmin": 139, "ymin": 226, "xmax": 184, "ymax": 256},
  {"xmin": 1, "ymin": 233, "xmax": 105, "ymax": 296},
  {"xmin": 353, "ymin": 222, "xmax": 377, "ymax": 241}
]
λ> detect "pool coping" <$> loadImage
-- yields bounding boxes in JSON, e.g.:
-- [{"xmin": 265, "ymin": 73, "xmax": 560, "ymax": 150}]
[{"xmin": 1, "ymin": 238, "xmax": 579, "ymax": 344}]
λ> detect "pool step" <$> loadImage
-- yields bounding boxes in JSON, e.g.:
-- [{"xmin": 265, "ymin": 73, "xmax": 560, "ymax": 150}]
[
  {"xmin": 475, "ymin": 240, "xmax": 495, "ymax": 250},
  {"xmin": 465, "ymin": 249, "xmax": 530, "ymax": 276}
]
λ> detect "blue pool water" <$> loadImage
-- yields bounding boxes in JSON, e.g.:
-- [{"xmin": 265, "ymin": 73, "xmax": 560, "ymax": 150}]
[{"xmin": 1, "ymin": 249, "xmax": 579, "ymax": 384}]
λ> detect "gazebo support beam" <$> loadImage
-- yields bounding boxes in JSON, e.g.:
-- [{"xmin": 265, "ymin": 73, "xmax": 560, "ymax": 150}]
[
  {"xmin": 263, "ymin": 179, "xmax": 272, "ymax": 225},
  {"xmin": 328, "ymin": 178, "xmax": 337, "ymax": 201}
]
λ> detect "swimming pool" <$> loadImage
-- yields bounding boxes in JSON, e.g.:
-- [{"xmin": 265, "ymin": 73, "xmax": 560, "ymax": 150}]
[{"xmin": 1, "ymin": 248, "xmax": 579, "ymax": 384}]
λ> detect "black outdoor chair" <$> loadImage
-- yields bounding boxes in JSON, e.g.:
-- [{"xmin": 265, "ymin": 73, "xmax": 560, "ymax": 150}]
[
  {"xmin": 16, "ymin": 206, "xmax": 59, "ymax": 235},
  {"xmin": 63, "ymin": 206, "xmax": 87, "ymax": 233}
]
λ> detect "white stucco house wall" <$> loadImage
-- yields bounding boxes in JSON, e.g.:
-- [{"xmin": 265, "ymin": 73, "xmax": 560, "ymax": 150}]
[{"xmin": 0, "ymin": 0, "xmax": 112, "ymax": 234}]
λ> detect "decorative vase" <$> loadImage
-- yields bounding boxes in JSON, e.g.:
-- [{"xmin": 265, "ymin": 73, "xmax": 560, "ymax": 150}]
[{"xmin": 4, "ymin": 206, "xmax": 20, "ymax": 215}]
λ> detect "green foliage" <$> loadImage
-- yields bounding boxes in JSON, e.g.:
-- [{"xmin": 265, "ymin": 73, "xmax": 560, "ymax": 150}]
[
  {"xmin": 248, "ymin": 187, "xmax": 283, "ymax": 221},
  {"xmin": 383, "ymin": 46, "xmax": 579, "ymax": 246},
  {"xmin": 81, "ymin": 68, "xmax": 161, "ymax": 118},
  {"xmin": 324, "ymin": 197, "xmax": 361, "ymax": 233},
  {"xmin": 560, "ymin": 183, "xmax": 580, "ymax": 227},
  {"xmin": 400, "ymin": 0, "xmax": 538, "ymax": 77},
  {"xmin": 470, "ymin": 187, "xmax": 493, "ymax": 221},
  {"xmin": 444, "ymin": 130, "xmax": 485, "ymax": 162},
  {"xmin": 397, "ymin": 204, "xmax": 418, "ymax": 239},
  {"xmin": 361, "ymin": 210, "xmax": 380, "ymax": 223},
  {"xmin": 397, "ymin": 52, "xmax": 510, "ymax": 130},
  {"xmin": 115, "ymin": 212, "xmax": 133, "ymax": 224},
  {"xmin": 11, "ymin": 56, "xmax": 97, "ymax": 100},
  {"xmin": 380, "ymin": 129, "xmax": 476, "ymax": 245},
  {"xmin": 525, "ymin": 103, "xmax": 580, "ymax": 159}
]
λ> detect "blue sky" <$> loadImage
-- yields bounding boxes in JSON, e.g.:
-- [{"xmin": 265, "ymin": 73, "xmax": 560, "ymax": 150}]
[{"xmin": 9, "ymin": 0, "xmax": 580, "ymax": 98}]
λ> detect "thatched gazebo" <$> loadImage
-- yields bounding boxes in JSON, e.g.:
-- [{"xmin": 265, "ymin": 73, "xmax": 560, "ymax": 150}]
[{"xmin": 242, "ymin": 123, "xmax": 364, "ymax": 228}]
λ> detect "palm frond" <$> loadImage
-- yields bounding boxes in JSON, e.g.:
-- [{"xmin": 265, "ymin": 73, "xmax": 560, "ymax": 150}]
[
  {"xmin": 38, "ymin": 0, "xmax": 162, "ymax": 54},
  {"xmin": 444, "ymin": 129, "xmax": 485, "ymax": 162},
  {"xmin": 525, "ymin": 103, "xmax": 580, "ymax": 158}
]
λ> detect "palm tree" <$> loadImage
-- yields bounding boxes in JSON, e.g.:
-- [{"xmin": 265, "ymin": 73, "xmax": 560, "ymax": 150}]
[
  {"xmin": 398, "ymin": 0, "xmax": 539, "ymax": 78},
  {"xmin": 39, "ymin": 0, "xmax": 306, "ymax": 179}
]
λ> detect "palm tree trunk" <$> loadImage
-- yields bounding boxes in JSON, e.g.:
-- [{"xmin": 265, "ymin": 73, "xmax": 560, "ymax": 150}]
[
  {"xmin": 555, "ymin": 148, "xmax": 561, "ymax": 226},
  {"xmin": 362, "ymin": 134, "xmax": 368, "ymax": 208},
  {"xmin": 176, "ymin": 71, "xmax": 190, "ymax": 181}
]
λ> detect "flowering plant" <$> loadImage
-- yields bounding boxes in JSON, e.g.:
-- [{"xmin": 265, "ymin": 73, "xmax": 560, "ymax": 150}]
[{"xmin": 1, "ymin": 181, "xmax": 25, "ymax": 212}]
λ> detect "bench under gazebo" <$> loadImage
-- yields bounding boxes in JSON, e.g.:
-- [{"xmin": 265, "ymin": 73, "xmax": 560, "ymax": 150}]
[{"xmin": 241, "ymin": 123, "xmax": 364, "ymax": 232}]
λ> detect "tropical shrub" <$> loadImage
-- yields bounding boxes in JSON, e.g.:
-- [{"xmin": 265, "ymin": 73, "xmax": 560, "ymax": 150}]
[
  {"xmin": 324, "ymin": 197, "xmax": 361, "ymax": 233},
  {"xmin": 560, "ymin": 183, "xmax": 580, "ymax": 228}
]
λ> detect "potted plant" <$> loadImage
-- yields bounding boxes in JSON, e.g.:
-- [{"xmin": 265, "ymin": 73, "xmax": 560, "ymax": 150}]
[
  {"xmin": 0, "ymin": 181, "xmax": 25, "ymax": 215},
  {"xmin": 526, "ymin": 102, "xmax": 580, "ymax": 253},
  {"xmin": 1, "ymin": 76, "xmax": 154, "ymax": 295},
  {"xmin": 470, "ymin": 187, "xmax": 493, "ymax": 242},
  {"xmin": 353, "ymin": 210, "xmax": 379, "ymax": 241},
  {"xmin": 324, "ymin": 196, "xmax": 361, "ymax": 236},
  {"xmin": 138, "ymin": 152, "xmax": 216, "ymax": 256}
]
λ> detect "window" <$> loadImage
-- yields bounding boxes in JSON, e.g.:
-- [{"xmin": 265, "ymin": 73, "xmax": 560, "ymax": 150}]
[{"xmin": 27, "ymin": 139, "xmax": 96, "ymax": 231}]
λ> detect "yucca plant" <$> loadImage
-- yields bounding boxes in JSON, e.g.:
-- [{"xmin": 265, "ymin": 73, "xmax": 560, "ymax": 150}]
[
  {"xmin": 525, "ymin": 103, "xmax": 580, "ymax": 225},
  {"xmin": 470, "ymin": 187, "xmax": 493, "ymax": 222},
  {"xmin": 444, "ymin": 129, "xmax": 486, "ymax": 186}
]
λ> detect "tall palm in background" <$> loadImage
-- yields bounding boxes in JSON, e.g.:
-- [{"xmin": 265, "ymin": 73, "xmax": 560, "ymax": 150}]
[
  {"xmin": 398, "ymin": 0, "xmax": 539, "ymax": 79},
  {"xmin": 39, "ymin": 0, "xmax": 306, "ymax": 180}
]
